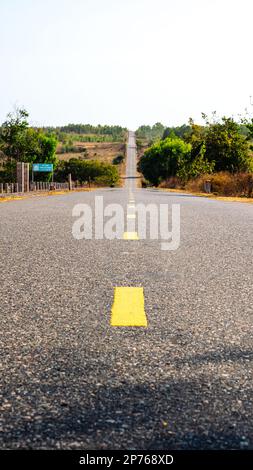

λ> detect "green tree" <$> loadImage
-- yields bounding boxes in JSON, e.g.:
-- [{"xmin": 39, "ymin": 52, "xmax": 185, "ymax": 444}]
[
  {"xmin": 55, "ymin": 158, "xmax": 119, "ymax": 186},
  {"xmin": 162, "ymin": 124, "xmax": 191, "ymax": 140},
  {"xmin": 183, "ymin": 119, "xmax": 206, "ymax": 155},
  {"xmin": 0, "ymin": 108, "xmax": 29, "ymax": 162},
  {"xmin": 0, "ymin": 108, "xmax": 58, "ymax": 165},
  {"xmin": 138, "ymin": 137, "xmax": 191, "ymax": 186},
  {"xmin": 34, "ymin": 133, "xmax": 58, "ymax": 164},
  {"xmin": 136, "ymin": 123, "xmax": 165, "ymax": 142},
  {"xmin": 242, "ymin": 117, "xmax": 253, "ymax": 140},
  {"xmin": 177, "ymin": 143, "xmax": 215, "ymax": 180},
  {"xmin": 204, "ymin": 116, "xmax": 252, "ymax": 173}
]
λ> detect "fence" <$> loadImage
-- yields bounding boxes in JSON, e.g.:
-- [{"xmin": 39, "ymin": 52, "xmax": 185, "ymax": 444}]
[
  {"xmin": 0, "ymin": 181, "xmax": 69, "ymax": 196},
  {"xmin": 0, "ymin": 180, "xmax": 94, "ymax": 196}
]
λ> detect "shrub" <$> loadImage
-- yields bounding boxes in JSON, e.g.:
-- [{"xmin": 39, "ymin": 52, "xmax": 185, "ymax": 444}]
[
  {"xmin": 204, "ymin": 117, "xmax": 252, "ymax": 173},
  {"xmin": 138, "ymin": 137, "xmax": 191, "ymax": 186},
  {"xmin": 54, "ymin": 158, "xmax": 119, "ymax": 186},
  {"xmin": 185, "ymin": 172, "xmax": 253, "ymax": 197},
  {"xmin": 0, "ymin": 108, "xmax": 58, "ymax": 167},
  {"xmin": 112, "ymin": 155, "xmax": 124, "ymax": 165},
  {"xmin": 159, "ymin": 176, "xmax": 183, "ymax": 189}
]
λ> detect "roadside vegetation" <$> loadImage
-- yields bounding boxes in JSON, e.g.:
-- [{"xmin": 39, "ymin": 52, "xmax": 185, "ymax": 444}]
[
  {"xmin": 137, "ymin": 114, "xmax": 253, "ymax": 197},
  {"xmin": 0, "ymin": 108, "xmax": 57, "ymax": 182},
  {"xmin": 43, "ymin": 124, "xmax": 127, "ymax": 143},
  {"xmin": 55, "ymin": 159, "xmax": 119, "ymax": 186},
  {"xmin": 0, "ymin": 108, "xmax": 123, "ymax": 187},
  {"xmin": 136, "ymin": 122, "xmax": 191, "ymax": 145},
  {"xmin": 48, "ymin": 123, "xmax": 127, "ymax": 180}
]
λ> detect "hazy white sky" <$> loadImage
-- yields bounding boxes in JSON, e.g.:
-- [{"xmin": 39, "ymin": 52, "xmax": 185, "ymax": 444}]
[{"xmin": 1, "ymin": 0, "xmax": 253, "ymax": 129}]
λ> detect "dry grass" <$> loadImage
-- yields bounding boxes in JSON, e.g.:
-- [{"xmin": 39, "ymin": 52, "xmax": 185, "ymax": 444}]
[
  {"xmin": 158, "ymin": 172, "xmax": 253, "ymax": 199},
  {"xmin": 58, "ymin": 141, "xmax": 125, "ymax": 163},
  {"xmin": 0, "ymin": 187, "xmax": 94, "ymax": 203},
  {"xmin": 158, "ymin": 187, "xmax": 253, "ymax": 204},
  {"xmin": 57, "ymin": 141, "xmax": 126, "ymax": 182},
  {"xmin": 160, "ymin": 177, "xmax": 182, "ymax": 189},
  {"xmin": 186, "ymin": 172, "xmax": 253, "ymax": 197}
]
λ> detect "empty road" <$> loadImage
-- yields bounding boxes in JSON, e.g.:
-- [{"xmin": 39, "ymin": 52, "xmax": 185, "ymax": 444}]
[{"xmin": 0, "ymin": 132, "xmax": 253, "ymax": 449}]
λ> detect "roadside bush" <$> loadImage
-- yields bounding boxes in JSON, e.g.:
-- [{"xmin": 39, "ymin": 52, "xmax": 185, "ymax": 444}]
[
  {"xmin": 185, "ymin": 172, "xmax": 253, "ymax": 197},
  {"xmin": 54, "ymin": 158, "xmax": 119, "ymax": 186},
  {"xmin": 185, "ymin": 174, "xmax": 211, "ymax": 193},
  {"xmin": 94, "ymin": 174, "xmax": 116, "ymax": 187},
  {"xmin": 204, "ymin": 117, "xmax": 253, "ymax": 173},
  {"xmin": 138, "ymin": 137, "xmax": 191, "ymax": 186},
  {"xmin": 159, "ymin": 176, "xmax": 183, "ymax": 189},
  {"xmin": 138, "ymin": 135, "xmax": 214, "ymax": 185},
  {"xmin": 94, "ymin": 163, "xmax": 119, "ymax": 186},
  {"xmin": 112, "ymin": 155, "xmax": 124, "ymax": 165},
  {"xmin": 0, "ymin": 108, "xmax": 58, "ymax": 166}
]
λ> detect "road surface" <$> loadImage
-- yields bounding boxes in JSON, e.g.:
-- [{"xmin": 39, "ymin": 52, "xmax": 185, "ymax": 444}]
[{"xmin": 0, "ymin": 132, "xmax": 252, "ymax": 449}]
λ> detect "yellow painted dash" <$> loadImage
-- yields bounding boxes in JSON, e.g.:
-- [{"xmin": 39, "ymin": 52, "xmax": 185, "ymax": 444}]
[
  {"xmin": 123, "ymin": 232, "xmax": 139, "ymax": 240},
  {"xmin": 127, "ymin": 214, "xmax": 136, "ymax": 219},
  {"xmin": 111, "ymin": 287, "xmax": 147, "ymax": 327}
]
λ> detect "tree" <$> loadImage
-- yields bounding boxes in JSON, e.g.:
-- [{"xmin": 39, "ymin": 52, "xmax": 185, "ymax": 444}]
[
  {"xmin": 0, "ymin": 108, "xmax": 29, "ymax": 162},
  {"xmin": 138, "ymin": 137, "xmax": 191, "ymax": 186},
  {"xmin": 34, "ymin": 133, "xmax": 58, "ymax": 164},
  {"xmin": 54, "ymin": 158, "xmax": 119, "ymax": 186},
  {"xmin": 0, "ymin": 108, "xmax": 58, "ymax": 166},
  {"xmin": 162, "ymin": 124, "xmax": 191, "ymax": 140},
  {"xmin": 204, "ymin": 116, "xmax": 252, "ymax": 173},
  {"xmin": 184, "ymin": 119, "xmax": 206, "ymax": 152},
  {"xmin": 177, "ymin": 143, "xmax": 215, "ymax": 181},
  {"xmin": 135, "ymin": 123, "xmax": 165, "ymax": 142},
  {"xmin": 242, "ymin": 117, "xmax": 253, "ymax": 140}
]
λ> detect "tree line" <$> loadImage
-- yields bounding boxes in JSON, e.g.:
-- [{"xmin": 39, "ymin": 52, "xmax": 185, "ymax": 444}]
[
  {"xmin": 138, "ymin": 114, "xmax": 253, "ymax": 189},
  {"xmin": 43, "ymin": 124, "xmax": 127, "ymax": 143},
  {"xmin": 136, "ymin": 121, "xmax": 250, "ymax": 144},
  {"xmin": 0, "ymin": 108, "xmax": 120, "ymax": 186}
]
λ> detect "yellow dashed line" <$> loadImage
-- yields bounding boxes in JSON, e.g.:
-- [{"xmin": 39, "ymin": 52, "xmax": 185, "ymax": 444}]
[
  {"xmin": 123, "ymin": 232, "xmax": 139, "ymax": 240},
  {"xmin": 111, "ymin": 287, "xmax": 147, "ymax": 327},
  {"xmin": 127, "ymin": 214, "xmax": 136, "ymax": 219}
]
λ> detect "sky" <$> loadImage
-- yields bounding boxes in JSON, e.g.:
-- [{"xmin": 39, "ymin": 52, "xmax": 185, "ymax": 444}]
[{"xmin": 0, "ymin": 0, "xmax": 253, "ymax": 129}]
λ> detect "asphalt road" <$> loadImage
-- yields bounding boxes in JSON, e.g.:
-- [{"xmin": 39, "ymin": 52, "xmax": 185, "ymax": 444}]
[{"xmin": 0, "ymin": 132, "xmax": 253, "ymax": 449}]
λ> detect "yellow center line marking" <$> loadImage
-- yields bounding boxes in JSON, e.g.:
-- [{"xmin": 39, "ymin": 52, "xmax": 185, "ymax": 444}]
[
  {"xmin": 123, "ymin": 231, "xmax": 139, "ymax": 240},
  {"xmin": 111, "ymin": 287, "xmax": 147, "ymax": 327},
  {"xmin": 128, "ymin": 204, "xmax": 135, "ymax": 209},
  {"xmin": 127, "ymin": 214, "xmax": 136, "ymax": 219}
]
